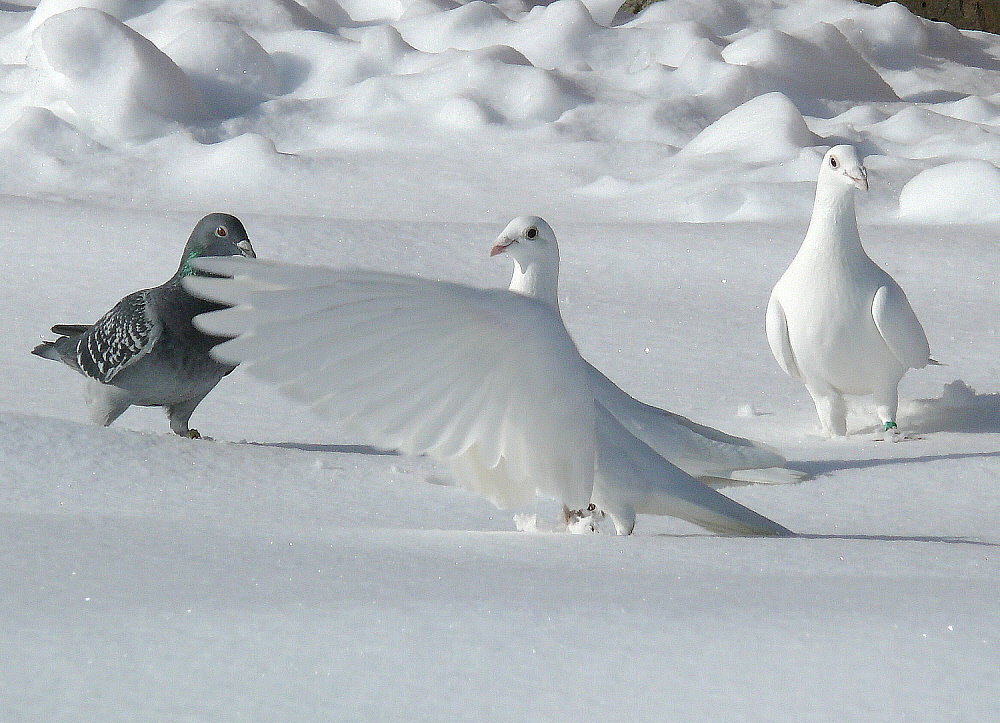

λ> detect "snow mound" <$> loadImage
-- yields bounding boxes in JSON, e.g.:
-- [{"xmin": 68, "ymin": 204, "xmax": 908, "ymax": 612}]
[
  {"xmin": 26, "ymin": 0, "xmax": 140, "ymax": 31},
  {"xmin": 723, "ymin": 23, "xmax": 898, "ymax": 103},
  {"xmin": 634, "ymin": 0, "xmax": 757, "ymax": 37},
  {"xmin": 0, "ymin": 104, "xmax": 103, "ymax": 157},
  {"xmin": 0, "ymin": 0, "xmax": 997, "ymax": 219},
  {"xmin": 27, "ymin": 8, "xmax": 205, "ymax": 140},
  {"xmin": 271, "ymin": 25, "xmax": 417, "ymax": 99},
  {"xmin": 163, "ymin": 20, "xmax": 279, "ymax": 117},
  {"xmin": 395, "ymin": 1, "xmax": 512, "ymax": 55},
  {"xmin": 898, "ymin": 160, "xmax": 1000, "ymax": 223},
  {"xmin": 672, "ymin": 39, "xmax": 760, "ymax": 116},
  {"xmin": 682, "ymin": 92, "xmax": 816, "ymax": 163},
  {"xmin": 903, "ymin": 381, "xmax": 1000, "ymax": 434},
  {"xmin": 339, "ymin": 45, "xmax": 587, "ymax": 124}
]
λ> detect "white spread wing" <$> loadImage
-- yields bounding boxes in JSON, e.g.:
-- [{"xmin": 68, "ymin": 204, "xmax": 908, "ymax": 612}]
[
  {"xmin": 586, "ymin": 361, "xmax": 788, "ymax": 480},
  {"xmin": 765, "ymin": 293, "xmax": 801, "ymax": 379},
  {"xmin": 872, "ymin": 284, "xmax": 930, "ymax": 370},
  {"xmin": 593, "ymin": 406, "xmax": 790, "ymax": 537},
  {"xmin": 185, "ymin": 257, "xmax": 596, "ymax": 510}
]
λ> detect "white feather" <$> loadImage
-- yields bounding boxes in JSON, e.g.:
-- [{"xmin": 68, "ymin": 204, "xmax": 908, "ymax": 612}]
[
  {"xmin": 593, "ymin": 406, "xmax": 790, "ymax": 536},
  {"xmin": 497, "ymin": 215, "xmax": 804, "ymax": 487},
  {"xmin": 764, "ymin": 294, "xmax": 801, "ymax": 380},
  {"xmin": 186, "ymin": 258, "xmax": 595, "ymax": 510},
  {"xmin": 872, "ymin": 284, "xmax": 931, "ymax": 370},
  {"xmin": 185, "ymin": 246, "xmax": 791, "ymax": 536}
]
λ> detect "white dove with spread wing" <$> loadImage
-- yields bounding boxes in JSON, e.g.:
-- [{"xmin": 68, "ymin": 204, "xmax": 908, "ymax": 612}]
[{"xmin": 185, "ymin": 239, "xmax": 789, "ymax": 537}]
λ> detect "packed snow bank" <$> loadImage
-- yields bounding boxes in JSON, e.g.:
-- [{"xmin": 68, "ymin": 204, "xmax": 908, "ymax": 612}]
[
  {"xmin": 899, "ymin": 160, "xmax": 1000, "ymax": 222},
  {"xmin": 26, "ymin": 8, "xmax": 206, "ymax": 139},
  {"xmin": 163, "ymin": 19, "xmax": 280, "ymax": 118},
  {"xmin": 682, "ymin": 92, "xmax": 816, "ymax": 163},
  {"xmin": 722, "ymin": 23, "xmax": 898, "ymax": 104},
  {"xmin": 0, "ymin": 0, "xmax": 996, "ymax": 221}
]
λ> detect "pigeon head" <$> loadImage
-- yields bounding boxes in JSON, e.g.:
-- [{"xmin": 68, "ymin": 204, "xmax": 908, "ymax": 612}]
[
  {"xmin": 494, "ymin": 216, "xmax": 561, "ymax": 307},
  {"xmin": 491, "ymin": 216, "xmax": 558, "ymax": 264},
  {"xmin": 177, "ymin": 213, "xmax": 256, "ymax": 277},
  {"xmin": 821, "ymin": 145, "xmax": 868, "ymax": 192}
]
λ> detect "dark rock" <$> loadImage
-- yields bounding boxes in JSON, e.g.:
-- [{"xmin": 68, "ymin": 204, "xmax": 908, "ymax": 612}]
[
  {"xmin": 859, "ymin": 1, "xmax": 999, "ymax": 33},
  {"xmin": 619, "ymin": 0, "xmax": 1000, "ymax": 34}
]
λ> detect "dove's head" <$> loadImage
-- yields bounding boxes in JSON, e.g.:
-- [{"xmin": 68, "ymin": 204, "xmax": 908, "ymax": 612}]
[
  {"xmin": 492, "ymin": 216, "xmax": 560, "ymax": 306},
  {"xmin": 178, "ymin": 213, "xmax": 256, "ymax": 277},
  {"xmin": 821, "ymin": 145, "xmax": 868, "ymax": 192},
  {"xmin": 491, "ymin": 216, "xmax": 558, "ymax": 265}
]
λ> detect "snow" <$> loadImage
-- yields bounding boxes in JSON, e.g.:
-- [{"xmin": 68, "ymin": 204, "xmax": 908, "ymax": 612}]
[
  {"xmin": 0, "ymin": 0, "xmax": 998, "ymax": 720},
  {"xmin": 900, "ymin": 159, "xmax": 1000, "ymax": 222},
  {"xmin": 680, "ymin": 91, "xmax": 816, "ymax": 163}
]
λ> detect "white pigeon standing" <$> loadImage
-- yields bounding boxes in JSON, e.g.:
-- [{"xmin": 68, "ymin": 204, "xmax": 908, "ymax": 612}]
[
  {"xmin": 492, "ymin": 216, "xmax": 805, "ymax": 488},
  {"xmin": 184, "ymin": 254, "xmax": 790, "ymax": 537},
  {"xmin": 766, "ymin": 145, "xmax": 934, "ymax": 438}
]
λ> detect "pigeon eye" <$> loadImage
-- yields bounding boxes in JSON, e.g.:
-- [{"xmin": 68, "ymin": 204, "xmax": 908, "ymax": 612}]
[
  {"xmin": 830, "ymin": 157, "xmax": 839, "ymax": 169},
  {"xmin": 525, "ymin": 227, "xmax": 538, "ymax": 239},
  {"xmin": 215, "ymin": 226, "xmax": 228, "ymax": 237}
]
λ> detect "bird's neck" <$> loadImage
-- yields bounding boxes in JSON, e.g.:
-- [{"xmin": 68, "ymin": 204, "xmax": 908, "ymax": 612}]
[
  {"xmin": 801, "ymin": 180, "xmax": 864, "ymax": 255},
  {"xmin": 508, "ymin": 258, "xmax": 559, "ymax": 310},
  {"xmin": 176, "ymin": 247, "xmax": 202, "ymax": 278}
]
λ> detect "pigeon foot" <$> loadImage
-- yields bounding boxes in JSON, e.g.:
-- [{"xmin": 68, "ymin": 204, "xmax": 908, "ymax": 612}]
[
  {"xmin": 874, "ymin": 422, "xmax": 923, "ymax": 442},
  {"xmin": 185, "ymin": 429, "xmax": 202, "ymax": 439},
  {"xmin": 563, "ymin": 503, "xmax": 606, "ymax": 533}
]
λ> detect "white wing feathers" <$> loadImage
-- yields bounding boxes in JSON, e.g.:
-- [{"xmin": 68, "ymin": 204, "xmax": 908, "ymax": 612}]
[
  {"xmin": 593, "ymin": 406, "xmax": 790, "ymax": 537},
  {"xmin": 185, "ymin": 257, "xmax": 596, "ymax": 510},
  {"xmin": 871, "ymin": 283, "xmax": 931, "ymax": 370},
  {"xmin": 765, "ymin": 294, "xmax": 801, "ymax": 380},
  {"xmin": 585, "ymin": 360, "xmax": 793, "ymax": 481}
]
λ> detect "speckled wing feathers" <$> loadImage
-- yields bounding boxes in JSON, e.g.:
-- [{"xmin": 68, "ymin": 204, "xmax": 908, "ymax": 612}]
[{"xmin": 77, "ymin": 291, "xmax": 161, "ymax": 383}]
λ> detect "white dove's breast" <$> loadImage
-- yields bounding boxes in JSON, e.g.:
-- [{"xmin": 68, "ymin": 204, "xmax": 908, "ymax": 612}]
[{"xmin": 775, "ymin": 256, "xmax": 905, "ymax": 394}]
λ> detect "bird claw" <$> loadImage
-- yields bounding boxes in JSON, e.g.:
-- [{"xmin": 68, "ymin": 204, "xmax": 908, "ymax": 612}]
[
  {"xmin": 563, "ymin": 504, "xmax": 607, "ymax": 534},
  {"xmin": 874, "ymin": 423, "xmax": 922, "ymax": 442},
  {"xmin": 185, "ymin": 429, "xmax": 202, "ymax": 439}
]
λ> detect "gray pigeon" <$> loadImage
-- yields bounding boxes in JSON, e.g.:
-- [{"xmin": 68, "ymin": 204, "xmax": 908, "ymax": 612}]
[{"xmin": 32, "ymin": 213, "xmax": 256, "ymax": 437}]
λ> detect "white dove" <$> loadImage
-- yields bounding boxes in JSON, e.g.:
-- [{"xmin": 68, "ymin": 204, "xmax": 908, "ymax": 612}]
[
  {"xmin": 185, "ymin": 253, "xmax": 790, "ymax": 537},
  {"xmin": 766, "ymin": 145, "xmax": 934, "ymax": 438},
  {"xmin": 492, "ymin": 216, "xmax": 806, "ymax": 488}
]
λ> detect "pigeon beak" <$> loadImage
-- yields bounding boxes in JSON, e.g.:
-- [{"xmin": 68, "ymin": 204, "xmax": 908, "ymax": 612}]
[
  {"xmin": 490, "ymin": 237, "xmax": 516, "ymax": 257},
  {"xmin": 237, "ymin": 239, "xmax": 257, "ymax": 258},
  {"xmin": 848, "ymin": 168, "xmax": 869, "ymax": 192}
]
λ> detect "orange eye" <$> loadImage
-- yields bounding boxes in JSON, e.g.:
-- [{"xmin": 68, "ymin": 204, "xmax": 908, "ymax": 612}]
[{"xmin": 216, "ymin": 226, "xmax": 227, "ymax": 237}]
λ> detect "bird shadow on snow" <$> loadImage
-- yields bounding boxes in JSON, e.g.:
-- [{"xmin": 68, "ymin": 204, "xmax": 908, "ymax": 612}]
[
  {"xmin": 245, "ymin": 440, "xmax": 399, "ymax": 456},
  {"xmin": 792, "ymin": 533, "xmax": 1000, "ymax": 548},
  {"xmin": 645, "ymin": 532, "xmax": 999, "ymax": 547},
  {"xmin": 792, "ymin": 450, "xmax": 1000, "ymax": 477}
]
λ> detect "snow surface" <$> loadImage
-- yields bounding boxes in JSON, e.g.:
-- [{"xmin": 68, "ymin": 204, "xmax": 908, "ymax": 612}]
[{"xmin": 0, "ymin": 0, "xmax": 998, "ymax": 720}]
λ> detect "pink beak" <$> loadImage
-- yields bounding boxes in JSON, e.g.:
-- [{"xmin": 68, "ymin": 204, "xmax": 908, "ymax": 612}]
[
  {"xmin": 490, "ymin": 238, "xmax": 515, "ymax": 257},
  {"xmin": 849, "ymin": 170, "xmax": 869, "ymax": 191}
]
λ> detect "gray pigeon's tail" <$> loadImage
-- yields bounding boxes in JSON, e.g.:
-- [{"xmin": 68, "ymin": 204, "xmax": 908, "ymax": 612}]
[
  {"xmin": 32, "ymin": 334, "xmax": 82, "ymax": 372},
  {"xmin": 32, "ymin": 340, "xmax": 62, "ymax": 361},
  {"xmin": 51, "ymin": 324, "xmax": 91, "ymax": 336},
  {"xmin": 33, "ymin": 324, "xmax": 89, "ymax": 364}
]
